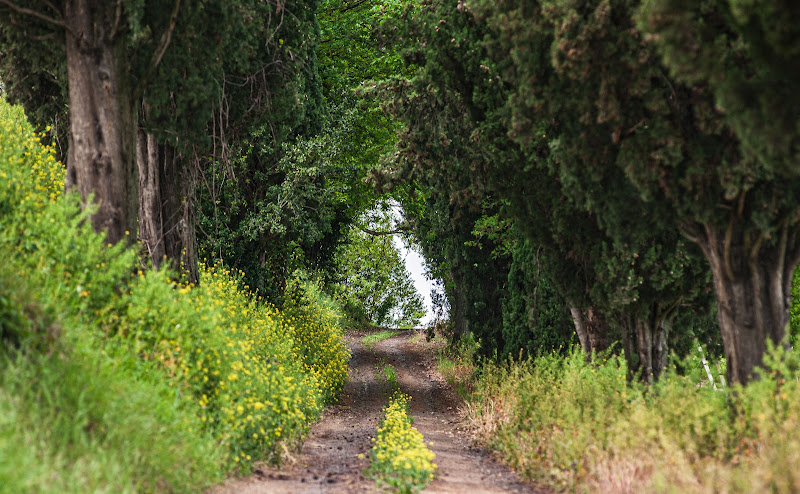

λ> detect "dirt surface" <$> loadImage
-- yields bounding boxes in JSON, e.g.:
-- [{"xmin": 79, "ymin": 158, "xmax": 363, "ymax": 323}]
[{"xmin": 211, "ymin": 330, "xmax": 537, "ymax": 493}]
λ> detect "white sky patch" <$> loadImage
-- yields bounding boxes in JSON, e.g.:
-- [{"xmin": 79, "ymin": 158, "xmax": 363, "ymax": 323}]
[
  {"xmin": 389, "ymin": 202, "xmax": 439, "ymax": 327},
  {"xmin": 392, "ymin": 235, "xmax": 436, "ymax": 326}
]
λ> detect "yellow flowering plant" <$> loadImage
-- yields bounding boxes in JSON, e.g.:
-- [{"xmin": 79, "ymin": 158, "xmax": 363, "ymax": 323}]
[
  {"xmin": 1, "ymin": 98, "xmax": 222, "ymax": 492},
  {"xmin": 368, "ymin": 391, "xmax": 437, "ymax": 493},
  {"xmin": 109, "ymin": 264, "xmax": 336, "ymax": 469},
  {"xmin": 281, "ymin": 271, "xmax": 351, "ymax": 404},
  {"xmin": 1, "ymin": 99, "xmax": 351, "ymax": 483}
]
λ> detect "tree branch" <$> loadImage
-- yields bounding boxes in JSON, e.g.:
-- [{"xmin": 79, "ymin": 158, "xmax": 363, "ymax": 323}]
[
  {"xmin": 339, "ymin": 0, "xmax": 370, "ymax": 14},
  {"xmin": 109, "ymin": 0, "xmax": 123, "ymax": 41},
  {"xmin": 356, "ymin": 224, "xmax": 409, "ymax": 236},
  {"xmin": 678, "ymin": 220, "xmax": 701, "ymax": 245},
  {"xmin": 0, "ymin": 0, "xmax": 71, "ymax": 33}
]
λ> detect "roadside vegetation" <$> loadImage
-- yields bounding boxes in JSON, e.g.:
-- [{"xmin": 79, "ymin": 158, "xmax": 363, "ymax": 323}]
[
  {"xmin": 438, "ymin": 336, "xmax": 800, "ymax": 493},
  {"xmin": 0, "ymin": 99, "xmax": 349, "ymax": 491},
  {"xmin": 362, "ymin": 329, "xmax": 401, "ymax": 350},
  {"xmin": 368, "ymin": 392, "xmax": 437, "ymax": 493}
]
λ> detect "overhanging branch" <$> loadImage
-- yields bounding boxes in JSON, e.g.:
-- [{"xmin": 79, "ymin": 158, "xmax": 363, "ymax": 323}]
[
  {"xmin": 0, "ymin": 0, "xmax": 71, "ymax": 33},
  {"xmin": 356, "ymin": 224, "xmax": 409, "ymax": 236}
]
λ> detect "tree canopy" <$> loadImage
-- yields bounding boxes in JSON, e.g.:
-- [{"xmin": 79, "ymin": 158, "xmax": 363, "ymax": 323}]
[{"xmin": 3, "ymin": 0, "xmax": 800, "ymax": 382}]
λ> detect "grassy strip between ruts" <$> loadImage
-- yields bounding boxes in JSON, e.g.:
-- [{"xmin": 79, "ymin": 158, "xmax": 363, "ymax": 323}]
[
  {"xmin": 367, "ymin": 391, "xmax": 437, "ymax": 493},
  {"xmin": 362, "ymin": 329, "xmax": 401, "ymax": 351},
  {"xmin": 0, "ymin": 97, "xmax": 350, "ymax": 492},
  {"xmin": 441, "ymin": 340, "xmax": 800, "ymax": 493}
]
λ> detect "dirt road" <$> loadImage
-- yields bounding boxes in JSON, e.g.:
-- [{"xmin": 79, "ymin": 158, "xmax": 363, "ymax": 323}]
[{"xmin": 212, "ymin": 330, "xmax": 536, "ymax": 493}]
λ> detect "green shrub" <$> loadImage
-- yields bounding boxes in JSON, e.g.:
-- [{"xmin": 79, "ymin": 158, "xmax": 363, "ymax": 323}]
[{"xmin": 107, "ymin": 265, "xmax": 325, "ymax": 468}]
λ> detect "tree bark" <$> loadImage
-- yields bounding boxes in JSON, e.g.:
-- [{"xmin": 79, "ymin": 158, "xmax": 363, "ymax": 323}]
[
  {"xmin": 569, "ymin": 304, "xmax": 610, "ymax": 358},
  {"xmin": 137, "ymin": 129, "xmax": 165, "ymax": 267},
  {"xmin": 619, "ymin": 310, "xmax": 670, "ymax": 383},
  {"xmin": 569, "ymin": 304, "xmax": 591, "ymax": 355},
  {"xmin": 64, "ymin": 0, "xmax": 137, "ymax": 245},
  {"xmin": 137, "ymin": 128, "xmax": 198, "ymax": 282},
  {"xmin": 448, "ymin": 275, "xmax": 470, "ymax": 341},
  {"xmin": 696, "ymin": 222, "xmax": 799, "ymax": 385}
]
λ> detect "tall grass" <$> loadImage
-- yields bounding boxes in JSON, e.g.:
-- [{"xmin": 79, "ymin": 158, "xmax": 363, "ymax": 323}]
[{"xmin": 459, "ymin": 343, "xmax": 800, "ymax": 492}]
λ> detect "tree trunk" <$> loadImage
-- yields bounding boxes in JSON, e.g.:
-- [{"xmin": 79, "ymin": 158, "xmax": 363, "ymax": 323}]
[
  {"xmin": 619, "ymin": 310, "xmax": 670, "ymax": 383},
  {"xmin": 137, "ymin": 128, "xmax": 199, "ymax": 282},
  {"xmin": 448, "ymin": 275, "xmax": 470, "ymax": 341},
  {"xmin": 696, "ymin": 223, "xmax": 798, "ymax": 385},
  {"xmin": 165, "ymin": 153, "xmax": 198, "ymax": 284},
  {"xmin": 64, "ymin": 0, "xmax": 137, "ymax": 245},
  {"xmin": 137, "ymin": 129, "xmax": 165, "ymax": 267},
  {"xmin": 569, "ymin": 304, "xmax": 591, "ymax": 355},
  {"xmin": 569, "ymin": 305, "xmax": 611, "ymax": 358}
]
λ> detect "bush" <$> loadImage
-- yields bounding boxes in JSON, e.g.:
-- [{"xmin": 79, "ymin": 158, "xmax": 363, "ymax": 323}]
[
  {"xmin": 107, "ymin": 265, "xmax": 327, "ymax": 469},
  {"xmin": 282, "ymin": 272, "xmax": 351, "ymax": 404}
]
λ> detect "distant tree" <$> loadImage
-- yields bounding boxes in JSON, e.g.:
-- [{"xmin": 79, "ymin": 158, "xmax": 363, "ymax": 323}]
[{"xmin": 334, "ymin": 203, "xmax": 425, "ymax": 328}]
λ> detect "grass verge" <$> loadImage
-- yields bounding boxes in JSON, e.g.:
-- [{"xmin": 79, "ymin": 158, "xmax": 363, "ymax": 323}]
[
  {"xmin": 362, "ymin": 329, "xmax": 400, "ymax": 350},
  {"xmin": 449, "ymin": 342, "xmax": 800, "ymax": 493}
]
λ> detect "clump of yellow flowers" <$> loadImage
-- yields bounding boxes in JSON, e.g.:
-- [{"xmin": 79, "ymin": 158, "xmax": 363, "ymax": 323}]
[
  {"xmin": 117, "ymin": 264, "xmax": 351, "ymax": 470},
  {"xmin": 369, "ymin": 391, "xmax": 437, "ymax": 493},
  {"xmin": 281, "ymin": 273, "xmax": 350, "ymax": 404}
]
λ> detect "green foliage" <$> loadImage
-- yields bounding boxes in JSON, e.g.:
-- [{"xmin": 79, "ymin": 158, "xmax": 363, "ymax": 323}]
[
  {"xmin": 368, "ymin": 391, "xmax": 437, "ymax": 493},
  {"xmin": 379, "ymin": 362, "xmax": 399, "ymax": 388},
  {"xmin": 282, "ymin": 272, "xmax": 351, "ymax": 404},
  {"xmin": 0, "ymin": 339, "xmax": 223, "ymax": 493},
  {"xmin": 107, "ymin": 265, "xmax": 329, "ymax": 469},
  {"xmin": 464, "ymin": 341, "xmax": 800, "ymax": 492},
  {"xmin": 334, "ymin": 205, "xmax": 425, "ymax": 328},
  {"xmin": 0, "ymin": 99, "xmax": 350, "ymax": 487},
  {"xmin": 502, "ymin": 237, "xmax": 577, "ymax": 360},
  {"xmin": 0, "ymin": 97, "xmax": 222, "ymax": 490},
  {"xmin": 792, "ymin": 267, "xmax": 800, "ymax": 347},
  {"xmin": 362, "ymin": 329, "xmax": 401, "ymax": 346}
]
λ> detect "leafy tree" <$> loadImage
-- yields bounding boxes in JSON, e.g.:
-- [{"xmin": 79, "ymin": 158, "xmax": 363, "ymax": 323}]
[
  {"xmin": 334, "ymin": 203, "xmax": 425, "ymax": 328},
  {"xmin": 460, "ymin": 0, "xmax": 720, "ymax": 380},
  {"xmin": 631, "ymin": 0, "xmax": 800, "ymax": 383},
  {"xmin": 0, "ymin": 0, "xmax": 325, "ymax": 285},
  {"xmin": 375, "ymin": 0, "xmax": 719, "ymax": 380}
]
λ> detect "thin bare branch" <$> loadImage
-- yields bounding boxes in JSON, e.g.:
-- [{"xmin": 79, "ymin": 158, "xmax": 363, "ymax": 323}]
[
  {"xmin": 109, "ymin": 0, "xmax": 122, "ymax": 41},
  {"xmin": 0, "ymin": 0, "xmax": 71, "ymax": 33}
]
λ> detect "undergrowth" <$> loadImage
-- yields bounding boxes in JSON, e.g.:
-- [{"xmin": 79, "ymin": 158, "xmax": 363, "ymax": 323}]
[
  {"xmin": 0, "ymin": 97, "xmax": 350, "ymax": 491},
  {"xmin": 453, "ymin": 341, "xmax": 800, "ymax": 493},
  {"xmin": 362, "ymin": 329, "xmax": 400, "ymax": 350}
]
